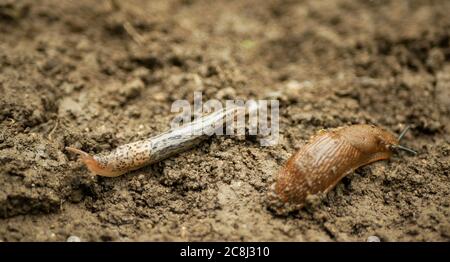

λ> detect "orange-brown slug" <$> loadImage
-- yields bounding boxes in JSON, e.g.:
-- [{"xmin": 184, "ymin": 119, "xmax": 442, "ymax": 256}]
[{"xmin": 273, "ymin": 124, "xmax": 415, "ymax": 206}]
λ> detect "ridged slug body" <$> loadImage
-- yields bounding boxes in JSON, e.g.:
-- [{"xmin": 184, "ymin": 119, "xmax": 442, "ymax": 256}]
[
  {"xmin": 66, "ymin": 105, "xmax": 250, "ymax": 177},
  {"xmin": 274, "ymin": 124, "xmax": 415, "ymax": 206}
]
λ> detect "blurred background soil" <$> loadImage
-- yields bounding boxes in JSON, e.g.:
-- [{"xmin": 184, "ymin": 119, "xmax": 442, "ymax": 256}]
[{"xmin": 0, "ymin": 0, "xmax": 449, "ymax": 241}]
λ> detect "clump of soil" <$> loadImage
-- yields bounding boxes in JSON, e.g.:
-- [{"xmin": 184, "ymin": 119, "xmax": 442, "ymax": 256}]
[{"xmin": 0, "ymin": 0, "xmax": 449, "ymax": 241}]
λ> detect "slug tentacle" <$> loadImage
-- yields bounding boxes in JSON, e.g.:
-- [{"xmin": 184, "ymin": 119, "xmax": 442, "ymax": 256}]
[{"xmin": 65, "ymin": 147, "xmax": 91, "ymax": 159}]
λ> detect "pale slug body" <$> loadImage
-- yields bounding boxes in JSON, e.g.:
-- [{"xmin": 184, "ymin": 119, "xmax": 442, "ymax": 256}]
[{"xmin": 67, "ymin": 105, "xmax": 249, "ymax": 177}]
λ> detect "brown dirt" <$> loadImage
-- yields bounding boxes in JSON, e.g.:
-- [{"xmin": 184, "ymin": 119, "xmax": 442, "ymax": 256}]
[{"xmin": 0, "ymin": 0, "xmax": 449, "ymax": 242}]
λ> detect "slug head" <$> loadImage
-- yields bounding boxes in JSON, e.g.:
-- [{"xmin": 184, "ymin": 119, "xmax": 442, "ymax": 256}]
[
  {"xmin": 340, "ymin": 125, "xmax": 397, "ymax": 155},
  {"xmin": 338, "ymin": 124, "xmax": 416, "ymax": 160}
]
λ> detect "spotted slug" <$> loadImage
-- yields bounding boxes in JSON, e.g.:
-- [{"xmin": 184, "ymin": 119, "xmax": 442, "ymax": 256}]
[
  {"xmin": 66, "ymin": 105, "xmax": 249, "ymax": 177},
  {"xmin": 274, "ymin": 124, "xmax": 415, "ymax": 206}
]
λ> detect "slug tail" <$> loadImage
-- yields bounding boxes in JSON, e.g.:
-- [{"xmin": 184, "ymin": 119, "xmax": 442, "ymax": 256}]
[
  {"xmin": 65, "ymin": 147, "xmax": 92, "ymax": 159},
  {"xmin": 65, "ymin": 147, "xmax": 122, "ymax": 177}
]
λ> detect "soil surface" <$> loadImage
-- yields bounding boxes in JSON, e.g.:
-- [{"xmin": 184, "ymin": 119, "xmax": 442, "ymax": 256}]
[{"xmin": 0, "ymin": 0, "xmax": 449, "ymax": 241}]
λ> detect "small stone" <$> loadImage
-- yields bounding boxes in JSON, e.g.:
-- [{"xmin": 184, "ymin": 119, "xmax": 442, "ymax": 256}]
[
  {"xmin": 153, "ymin": 92, "xmax": 166, "ymax": 101},
  {"xmin": 286, "ymin": 80, "xmax": 302, "ymax": 90},
  {"xmin": 67, "ymin": 235, "xmax": 81, "ymax": 242},
  {"xmin": 367, "ymin": 235, "xmax": 381, "ymax": 242}
]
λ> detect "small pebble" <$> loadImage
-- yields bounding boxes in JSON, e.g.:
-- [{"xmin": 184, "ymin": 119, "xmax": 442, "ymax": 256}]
[
  {"xmin": 67, "ymin": 235, "xmax": 81, "ymax": 242},
  {"xmin": 367, "ymin": 235, "xmax": 381, "ymax": 242}
]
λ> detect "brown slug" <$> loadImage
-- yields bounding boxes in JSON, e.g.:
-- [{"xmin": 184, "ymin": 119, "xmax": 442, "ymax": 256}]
[{"xmin": 274, "ymin": 124, "xmax": 416, "ymax": 206}]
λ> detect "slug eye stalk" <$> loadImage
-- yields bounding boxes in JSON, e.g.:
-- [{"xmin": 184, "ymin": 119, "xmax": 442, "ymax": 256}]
[
  {"xmin": 391, "ymin": 144, "xmax": 417, "ymax": 155},
  {"xmin": 391, "ymin": 125, "xmax": 417, "ymax": 155},
  {"xmin": 398, "ymin": 125, "xmax": 411, "ymax": 141}
]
